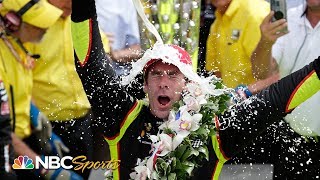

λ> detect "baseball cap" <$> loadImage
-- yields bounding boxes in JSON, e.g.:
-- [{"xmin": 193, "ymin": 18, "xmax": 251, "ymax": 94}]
[
  {"xmin": 1, "ymin": 0, "xmax": 62, "ymax": 29},
  {"xmin": 142, "ymin": 44, "xmax": 192, "ymax": 77},
  {"xmin": 122, "ymin": 42, "xmax": 202, "ymax": 86}
]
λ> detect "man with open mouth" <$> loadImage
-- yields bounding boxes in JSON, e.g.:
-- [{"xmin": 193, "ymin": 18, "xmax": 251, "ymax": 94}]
[{"xmin": 71, "ymin": 0, "xmax": 320, "ymax": 179}]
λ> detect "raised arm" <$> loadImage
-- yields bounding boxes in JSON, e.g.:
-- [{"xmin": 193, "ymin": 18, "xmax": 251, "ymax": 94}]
[
  {"xmin": 71, "ymin": 0, "xmax": 136, "ymax": 137},
  {"xmin": 251, "ymin": 11, "xmax": 287, "ymax": 79},
  {"xmin": 217, "ymin": 56, "xmax": 320, "ymax": 159}
]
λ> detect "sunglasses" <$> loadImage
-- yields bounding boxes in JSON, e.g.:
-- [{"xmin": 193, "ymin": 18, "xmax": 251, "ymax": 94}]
[{"xmin": 3, "ymin": 0, "xmax": 39, "ymax": 33}]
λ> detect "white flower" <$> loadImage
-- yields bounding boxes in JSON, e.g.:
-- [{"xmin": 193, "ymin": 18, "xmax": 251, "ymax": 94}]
[
  {"xmin": 186, "ymin": 82, "xmax": 203, "ymax": 97},
  {"xmin": 157, "ymin": 134, "xmax": 181, "ymax": 157},
  {"xmin": 104, "ymin": 169, "xmax": 113, "ymax": 179},
  {"xmin": 183, "ymin": 95, "xmax": 207, "ymax": 112},
  {"xmin": 145, "ymin": 133, "xmax": 183, "ymax": 172},
  {"xmin": 129, "ymin": 165, "xmax": 151, "ymax": 180},
  {"xmin": 183, "ymin": 95, "xmax": 200, "ymax": 112},
  {"xmin": 168, "ymin": 109, "xmax": 202, "ymax": 137}
]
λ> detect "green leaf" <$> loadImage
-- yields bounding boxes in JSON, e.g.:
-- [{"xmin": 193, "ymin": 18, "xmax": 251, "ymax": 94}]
[
  {"xmin": 176, "ymin": 169, "xmax": 187, "ymax": 179},
  {"xmin": 198, "ymin": 146, "xmax": 209, "ymax": 161},
  {"xmin": 165, "ymin": 162, "xmax": 171, "ymax": 176},
  {"xmin": 196, "ymin": 126, "xmax": 209, "ymax": 137},
  {"xmin": 175, "ymin": 158, "xmax": 182, "ymax": 169},
  {"xmin": 160, "ymin": 161, "xmax": 168, "ymax": 173},
  {"xmin": 175, "ymin": 145, "xmax": 188, "ymax": 159},
  {"xmin": 168, "ymin": 173, "xmax": 177, "ymax": 180},
  {"xmin": 157, "ymin": 158, "xmax": 165, "ymax": 164},
  {"xmin": 190, "ymin": 149, "xmax": 199, "ymax": 157},
  {"xmin": 181, "ymin": 148, "xmax": 192, "ymax": 162},
  {"xmin": 181, "ymin": 161, "xmax": 195, "ymax": 176},
  {"xmin": 171, "ymin": 157, "xmax": 177, "ymax": 171},
  {"xmin": 155, "ymin": 158, "xmax": 166, "ymax": 174}
]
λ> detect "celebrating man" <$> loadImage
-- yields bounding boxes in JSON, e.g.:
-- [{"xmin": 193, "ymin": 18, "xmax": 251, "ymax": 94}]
[{"xmin": 71, "ymin": 0, "xmax": 320, "ymax": 179}]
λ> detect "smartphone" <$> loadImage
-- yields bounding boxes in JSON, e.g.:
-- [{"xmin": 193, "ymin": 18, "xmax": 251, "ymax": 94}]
[
  {"xmin": 270, "ymin": 0, "xmax": 288, "ymax": 32},
  {"xmin": 270, "ymin": 0, "xmax": 287, "ymax": 21}
]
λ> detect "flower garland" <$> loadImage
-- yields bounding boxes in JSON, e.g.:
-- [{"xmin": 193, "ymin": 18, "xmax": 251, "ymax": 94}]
[{"xmin": 129, "ymin": 76, "xmax": 232, "ymax": 180}]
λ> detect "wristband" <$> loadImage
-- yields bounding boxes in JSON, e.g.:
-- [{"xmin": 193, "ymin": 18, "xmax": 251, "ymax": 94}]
[{"xmin": 235, "ymin": 85, "xmax": 252, "ymax": 98}]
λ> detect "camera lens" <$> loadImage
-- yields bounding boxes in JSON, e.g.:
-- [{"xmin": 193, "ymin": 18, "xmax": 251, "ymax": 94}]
[{"xmin": 274, "ymin": 11, "xmax": 284, "ymax": 20}]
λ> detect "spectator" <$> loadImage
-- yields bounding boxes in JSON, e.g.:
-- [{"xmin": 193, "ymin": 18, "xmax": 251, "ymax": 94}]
[
  {"xmin": 0, "ymin": 0, "xmax": 82, "ymax": 179},
  {"xmin": 250, "ymin": 1, "xmax": 320, "ymax": 178},
  {"xmin": 95, "ymin": 0, "xmax": 145, "ymax": 99},
  {"xmin": 0, "ymin": 5, "xmax": 15, "ymax": 180},
  {"xmin": 95, "ymin": 0, "xmax": 142, "ymax": 77},
  {"xmin": 205, "ymin": 0, "xmax": 275, "ymax": 89},
  {"xmin": 24, "ymin": 0, "xmax": 110, "ymax": 178}
]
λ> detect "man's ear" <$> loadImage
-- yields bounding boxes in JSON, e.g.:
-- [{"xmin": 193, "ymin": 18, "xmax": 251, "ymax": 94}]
[{"xmin": 143, "ymin": 80, "xmax": 148, "ymax": 93}]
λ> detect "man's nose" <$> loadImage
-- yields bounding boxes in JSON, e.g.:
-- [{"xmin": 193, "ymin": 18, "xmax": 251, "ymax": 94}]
[{"xmin": 159, "ymin": 74, "xmax": 170, "ymax": 89}]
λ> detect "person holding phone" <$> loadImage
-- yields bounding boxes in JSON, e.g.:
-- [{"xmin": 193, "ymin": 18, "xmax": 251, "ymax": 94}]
[{"xmin": 250, "ymin": 0, "xmax": 320, "ymax": 178}]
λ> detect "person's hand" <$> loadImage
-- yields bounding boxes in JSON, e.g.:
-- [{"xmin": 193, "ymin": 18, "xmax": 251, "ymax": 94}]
[
  {"xmin": 260, "ymin": 11, "xmax": 288, "ymax": 44},
  {"xmin": 30, "ymin": 103, "xmax": 52, "ymax": 149},
  {"xmin": 48, "ymin": 132, "xmax": 70, "ymax": 157},
  {"xmin": 234, "ymin": 85, "xmax": 252, "ymax": 100},
  {"xmin": 105, "ymin": 32, "xmax": 119, "ymax": 61},
  {"xmin": 230, "ymin": 85, "xmax": 253, "ymax": 104},
  {"xmin": 37, "ymin": 165, "xmax": 83, "ymax": 180}
]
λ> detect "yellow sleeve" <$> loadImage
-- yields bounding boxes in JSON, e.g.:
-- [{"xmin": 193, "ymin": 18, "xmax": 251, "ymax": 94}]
[
  {"xmin": 242, "ymin": 3, "xmax": 269, "ymax": 57},
  {"xmin": 100, "ymin": 29, "xmax": 110, "ymax": 53}
]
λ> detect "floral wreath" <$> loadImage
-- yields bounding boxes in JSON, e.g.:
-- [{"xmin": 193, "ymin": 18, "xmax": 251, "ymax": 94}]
[{"xmin": 126, "ymin": 76, "xmax": 232, "ymax": 180}]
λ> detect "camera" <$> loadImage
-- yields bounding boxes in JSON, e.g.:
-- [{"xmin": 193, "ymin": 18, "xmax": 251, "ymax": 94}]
[
  {"xmin": 270, "ymin": 0, "xmax": 287, "ymax": 21},
  {"xmin": 270, "ymin": 0, "xmax": 287, "ymax": 32}
]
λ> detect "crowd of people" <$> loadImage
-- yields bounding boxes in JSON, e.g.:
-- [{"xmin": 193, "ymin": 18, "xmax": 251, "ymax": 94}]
[{"xmin": 0, "ymin": 0, "xmax": 319, "ymax": 179}]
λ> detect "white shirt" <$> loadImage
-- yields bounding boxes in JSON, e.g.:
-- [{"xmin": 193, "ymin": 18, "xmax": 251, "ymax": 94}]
[
  {"xmin": 272, "ymin": 4, "xmax": 320, "ymax": 136},
  {"xmin": 95, "ymin": 0, "xmax": 140, "ymax": 51},
  {"xmin": 95, "ymin": 0, "xmax": 141, "ymax": 76},
  {"xmin": 286, "ymin": 0, "xmax": 304, "ymax": 9}
]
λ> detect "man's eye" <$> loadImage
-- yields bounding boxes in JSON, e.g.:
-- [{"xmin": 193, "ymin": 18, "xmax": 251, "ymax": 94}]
[
  {"xmin": 168, "ymin": 72, "xmax": 178, "ymax": 78},
  {"xmin": 169, "ymin": 75, "xmax": 178, "ymax": 79},
  {"xmin": 151, "ymin": 71, "xmax": 162, "ymax": 76}
]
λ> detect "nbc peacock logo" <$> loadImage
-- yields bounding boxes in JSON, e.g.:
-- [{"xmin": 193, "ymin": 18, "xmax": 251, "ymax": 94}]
[{"xmin": 12, "ymin": 155, "xmax": 34, "ymax": 169}]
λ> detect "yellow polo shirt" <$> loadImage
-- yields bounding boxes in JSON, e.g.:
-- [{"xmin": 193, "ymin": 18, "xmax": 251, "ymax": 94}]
[
  {"xmin": 0, "ymin": 38, "xmax": 33, "ymax": 139},
  {"xmin": 206, "ymin": 0, "xmax": 269, "ymax": 88},
  {"xmin": 26, "ymin": 17, "xmax": 110, "ymax": 121}
]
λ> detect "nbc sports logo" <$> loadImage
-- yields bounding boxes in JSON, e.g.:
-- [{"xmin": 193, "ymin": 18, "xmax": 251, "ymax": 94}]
[{"xmin": 12, "ymin": 155, "xmax": 34, "ymax": 169}]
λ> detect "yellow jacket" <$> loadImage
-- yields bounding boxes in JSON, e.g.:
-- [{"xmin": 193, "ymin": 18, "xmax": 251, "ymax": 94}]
[
  {"xmin": 206, "ymin": 0, "xmax": 269, "ymax": 88},
  {"xmin": 26, "ymin": 17, "xmax": 110, "ymax": 121},
  {"xmin": 0, "ymin": 37, "xmax": 33, "ymax": 139}
]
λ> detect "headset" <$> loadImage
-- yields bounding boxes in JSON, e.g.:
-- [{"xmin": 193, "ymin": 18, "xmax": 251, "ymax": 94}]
[
  {"xmin": 0, "ymin": 0, "xmax": 41, "ymax": 59},
  {"xmin": 1, "ymin": 0, "xmax": 40, "ymax": 33}
]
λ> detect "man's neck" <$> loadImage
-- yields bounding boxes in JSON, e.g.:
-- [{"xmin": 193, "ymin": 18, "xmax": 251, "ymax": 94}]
[{"xmin": 307, "ymin": 7, "xmax": 320, "ymax": 28}]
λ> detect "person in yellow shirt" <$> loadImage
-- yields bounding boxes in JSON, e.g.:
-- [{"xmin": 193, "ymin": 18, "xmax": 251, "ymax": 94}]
[
  {"xmin": 206, "ymin": 0, "xmax": 270, "ymax": 88},
  {"xmin": 25, "ymin": 0, "xmax": 110, "ymax": 178},
  {"xmin": 0, "ymin": 0, "xmax": 82, "ymax": 179}
]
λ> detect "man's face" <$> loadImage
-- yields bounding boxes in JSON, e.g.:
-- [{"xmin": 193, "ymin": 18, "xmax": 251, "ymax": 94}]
[
  {"xmin": 211, "ymin": 0, "xmax": 232, "ymax": 14},
  {"xmin": 49, "ymin": 0, "xmax": 71, "ymax": 18},
  {"xmin": 144, "ymin": 61, "xmax": 186, "ymax": 119},
  {"xmin": 12, "ymin": 22, "xmax": 46, "ymax": 43},
  {"xmin": 307, "ymin": 0, "xmax": 320, "ymax": 11}
]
